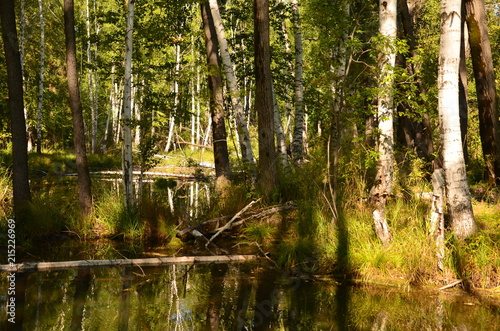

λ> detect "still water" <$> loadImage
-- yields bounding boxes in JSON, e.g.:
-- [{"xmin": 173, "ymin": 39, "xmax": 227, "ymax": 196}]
[{"xmin": 1, "ymin": 262, "xmax": 499, "ymax": 330}]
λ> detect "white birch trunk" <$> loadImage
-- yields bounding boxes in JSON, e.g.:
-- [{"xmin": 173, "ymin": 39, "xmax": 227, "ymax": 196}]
[
  {"xmin": 165, "ymin": 43, "xmax": 181, "ymax": 153},
  {"xmin": 86, "ymin": 0, "xmax": 97, "ymax": 154},
  {"xmin": 122, "ymin": 0, "xmax": 135, "ymax": 209},
  {"xmin": 291, "ymin": 0, "xmax": 305, "ymax": 164},
  {"xmin": 369, "ymin": 0, "xmax": 397, "ymax": 244},
  {"xmin": 438, "ymin": 0, "xmax": 477, "ymax": 239},
  {"xmin": 36, "ymin": 0, "xmax": 45, "ymax": 154},
  {"xmin": 272, "ymin": 82, "xmax": 289, "ymax": 169},
  {"xmin": 209, "ymin": 0, "xmax": 255, "ymax": 165}
]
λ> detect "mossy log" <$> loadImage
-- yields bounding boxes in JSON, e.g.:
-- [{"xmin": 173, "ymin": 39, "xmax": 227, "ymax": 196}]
[{"xmin": 0, "ymin": 255, "xmax": 259, "ymax": 273}]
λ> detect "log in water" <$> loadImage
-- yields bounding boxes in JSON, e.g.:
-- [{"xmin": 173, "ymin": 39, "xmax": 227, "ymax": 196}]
[{"xmin": 0, "ymin": 255, "xmax": 259, "ymax": 273}]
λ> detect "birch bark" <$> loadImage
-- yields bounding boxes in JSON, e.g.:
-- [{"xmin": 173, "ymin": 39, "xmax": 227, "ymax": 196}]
[
  {"xmin": 122, "ymin": 0, "xmax": 135, "ymax": 209},
  {"xmin": 369, "ymin": 0, "xmax": 397, "ymax": 244},
  {"xmin": 438, "ymin": 0, "xmax": 477, "ymax": 239},
  {"xmin": 209, "ymin": 0, "xmax": 255, "ymax": 166}
]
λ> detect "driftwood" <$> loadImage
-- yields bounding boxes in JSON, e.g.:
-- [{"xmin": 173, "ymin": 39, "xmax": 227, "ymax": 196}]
[
  {"xmin": 177, "ymin": 202, "xmax": 297, "ymax": 240},
  {"xmin": 0, "ymin": 255, "xmax": 259, "ymax": 273},
  {"xmin": 205, "ymin": 199, "xmax": 261, "ymax": 247},
  {"xmin": 211, "ymin": 203, "xmax": 296, "ymax": 232}
]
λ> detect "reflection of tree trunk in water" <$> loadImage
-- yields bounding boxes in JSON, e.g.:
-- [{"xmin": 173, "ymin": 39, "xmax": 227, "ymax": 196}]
[
  {"xmin": 35, "ymin": 274, "xmax": 42, "ymax": 330},
  {"xmin": 252, "ymin": 270, "xmax": 276, "ymax": 330},
  {"xmin": 205, "ymin": 264, "xmax": 228, "ymax": 330},
  {"xmin": 6, "ymin": 272, "xmax": 27, "ymax": 331},
  {"xmin": 287, "ymin": 281, "xmax": 318, "ymax": 331},
  {"xmin": 70, "ymin": 269, "xmax": 92, "ymax": 331},
  {"xmin": 335, "ymin": 284, "xmax": 350, "ymax": 330},
  {"xmin": 119, "ymin": 267, "xmax": 133, "ymax": 331},
  {"xmin": 232, "ymin": 270, "xmax": 252, "ymax": 331}
]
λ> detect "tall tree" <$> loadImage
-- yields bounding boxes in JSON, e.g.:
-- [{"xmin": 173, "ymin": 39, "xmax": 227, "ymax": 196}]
[
  {"xmin": 290, "ymin": 0, "xmax": 305, "ymax": 165},
  {"xmin": 0, "ymin": 0, "xmax": 32, "ymax": 217},
  {"xmin": 64, "ymin": 0, "xmax": 93, "ymax": 216},
  {"xmin": 209, "ymin": 0, "xmax": 255, "ymax": 167},
  {"xmin": 369, "ymin": 0, "xmax": 397, "ymax": 244},
  {"xmin": 438, "ymin": 0, "xmax": 477, "ymax": 239},
  {"xmin": 201, "ymin": 2, "xmax": 231, "ymax": 186},
  {"xmin": 254, "ymin": 0, "xmax": 278, "ymax": 197},
  {"xmin": 465, "ymin": 0, "xmax": 500, "ymax": 185},
  {"xmin": 36, "ymin": 0, "xmax": 45, "ymax": 154},
  {"xmin": 122, "ymin": 0, "xmax": 135, "ymax": 209}
]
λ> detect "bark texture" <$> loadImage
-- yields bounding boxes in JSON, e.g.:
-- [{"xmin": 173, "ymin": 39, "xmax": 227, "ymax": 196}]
[
  {"xmin": 201, "ymin": 2, "xmax": 231, "ymax": 184},
  {"xmin": 0, "ymin": 0, "xmax": 32, "ymax": 217},
  {"xmin": 254, "ymin": 0, "xmax": 278, "ymax": 197},
  {"xmin": 438, "ymin": 0, "xmax": 477, "ymax": 239},
  {"xmin": 209, "ymin": 0, "xmax": 255, "ymax": 166},
  {"xmin": 290, "ymin": 0, "xmax": 305, "ymax": 164},
  {"xmin": 64, "ymin": 0, "xmax": 93, "ymax": 215},
  {"xmin": 369, "ymin": 0, "xmax": 397, "ymax": 244},
  {"xmin": 122, "ymin": 0, "xmax": 135, "ymax": 209},
  {"xmin": 465, "ymin": 0, "xmax": 500, "ymax": 184}
]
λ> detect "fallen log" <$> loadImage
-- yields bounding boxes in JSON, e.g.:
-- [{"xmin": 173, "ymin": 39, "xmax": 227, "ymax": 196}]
[
  {"xmin": 0, "ymin": 255, "xmax": 259, "ymax": 273},
  {"xmin": 205, "ymin": 199, "xmax": 261, "ymax": 247},
  {"xmin": 177, "ymin": 202, "xmax": 297, "ymax": 240}
]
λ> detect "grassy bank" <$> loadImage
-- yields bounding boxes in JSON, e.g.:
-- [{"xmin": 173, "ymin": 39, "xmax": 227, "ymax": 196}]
[{"xmin": 1, "ymin": 150, "xmax": 499, "ymax": 293}]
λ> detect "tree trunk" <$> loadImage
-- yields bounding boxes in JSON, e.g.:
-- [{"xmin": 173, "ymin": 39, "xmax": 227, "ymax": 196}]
[
  {"xmin": 272, "ymin": 82, "xmax": 289, "ymax": 170},
  {"xmin": 64, "ymin": 0, "xmax": 93, "ymax": 216},
  {"xmin": 438, "ymin": 0, "xmax": 477, "ymax": 239},
  {"xmin": 459, "ymin": 11, "xmax": 469, "ymax": 163},
  {"xmin": 0, "ymin": 0, "xmax": 32, "ymax": 218},
  {"xmin": 36, "ymin": 0, "xmax": 45, "ymax": 154},
  {"xmin": 122, "ymin": 0, "xmax": 135, "ymax": 210},
  {"xmin": 201, "ymin": 2, "xmax": 231, "ymax": 185},
  {"xmin": 465, "ymin": 0, "xmax": 500, "ymax": 185},
  {"xmin": 254, "ymin": 0, "xmax": 278, "ymax": 197},
  {"xmin": 209, "ymin": 0, "xmax": 255, "ymax": 167},
  {"xmin": 369, "ymin": 0, "xmax": 397, "ymax": 244},
  {"xmin": 290, "ymin": 0, "xmax": 305, "ymax": 165}
]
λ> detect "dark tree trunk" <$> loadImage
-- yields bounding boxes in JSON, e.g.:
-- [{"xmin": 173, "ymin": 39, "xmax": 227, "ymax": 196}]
[
  {"xmin": 64, "ymin": 0, "xmax": 93, "ymax": 215},
  {"xmin": 465, "ymin": 0, "xmax": 500, "ymax": 184},
  {"xmin": 254, "ymin": 0, "xmax": 278, "ymax": 198},
  {"xmin": 0, "ymin": 0, "xmax": 31, "ymax": 219},
  {"xmin": 459, "ymin": 6, "xmax": 469, "ymax": 164},
  {"xmin": 201, "ymin": 2, "xmax": 231, "ymax": 185}
]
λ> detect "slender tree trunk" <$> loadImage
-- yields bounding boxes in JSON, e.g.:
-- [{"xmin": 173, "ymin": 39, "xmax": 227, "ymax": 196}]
[
  {"xmin": 0, "ymin": 0, "xmax": 32, "ymax": 218},
  {"xmin": 209, "ymin": 0, "xmax": 255, "ymax": 166},
  {"xmin": 165, "ymin": 43, "xmax": 181, "ymax": 153},
  {"xmin": 291, "ymin": 0, "xmax": 305, "ymax": 165},
  {"xmin": 36, "ymin": 0, "xmax": 45, "ymax": 154},
  {"xmin": 64, "ymin": 0, "xmax": 93, "ymax": 216},
  {"xmin": 465, "ymin": 0, "xmax": 500, "ymax": 185},
  {"xmin": 86, "ymin": 0, "xmax": 98, "ymax": 154},
  {"xmin": 459, "ymin": 11, "xmax": 469, "ymax": 163},
  {"xmin": 369, "ymin": 0, "xmax": 397, "ymax": 244},
  {"xmin": 272, "ymin": 82, "xmax": 289, "ymax": 170},
  {"xmin": 122, "ymin": 0, "xmax": 135, "ymax": 209},
  {"xmin": 254, "ymin": 0, "xmax": 278, "ymax": 197},
  {"xmin": 201, "ymin": 2, "xmax": 231, "ymax": 185},
  {"xmin": 438, "ymin": 0, "xmax": 477, "ymax": 239}
]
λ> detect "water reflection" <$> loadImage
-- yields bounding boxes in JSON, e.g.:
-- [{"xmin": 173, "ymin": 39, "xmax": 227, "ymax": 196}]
[{"xmin": 1, "ymin": 264, "xmax": 499, "ymax": 330}]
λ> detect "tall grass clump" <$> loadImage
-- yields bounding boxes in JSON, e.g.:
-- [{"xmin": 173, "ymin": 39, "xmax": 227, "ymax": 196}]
[
  {"xmin": 93, "ymin": 191, "xmax": 143, "ymax": 239},
  {"xmin": 0, "ymin": 169, "xmax": 11, "ymax": 220}
]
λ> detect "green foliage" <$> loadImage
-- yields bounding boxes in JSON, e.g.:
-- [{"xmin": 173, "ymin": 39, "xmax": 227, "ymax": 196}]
[{"xmin": 94, "ymin": 191, "xmax": 143, "ymax": 239}]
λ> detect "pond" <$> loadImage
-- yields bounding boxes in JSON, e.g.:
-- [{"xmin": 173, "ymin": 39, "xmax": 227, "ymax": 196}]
[{"xmin": 1, "ymin": 262, "xmax": 499, "ymax": 330}]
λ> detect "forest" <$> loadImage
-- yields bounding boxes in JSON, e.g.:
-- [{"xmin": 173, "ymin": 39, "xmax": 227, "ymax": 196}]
[{"xmin": 1, "ymin": 0, "xmax": 500, "ymax": 299}]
